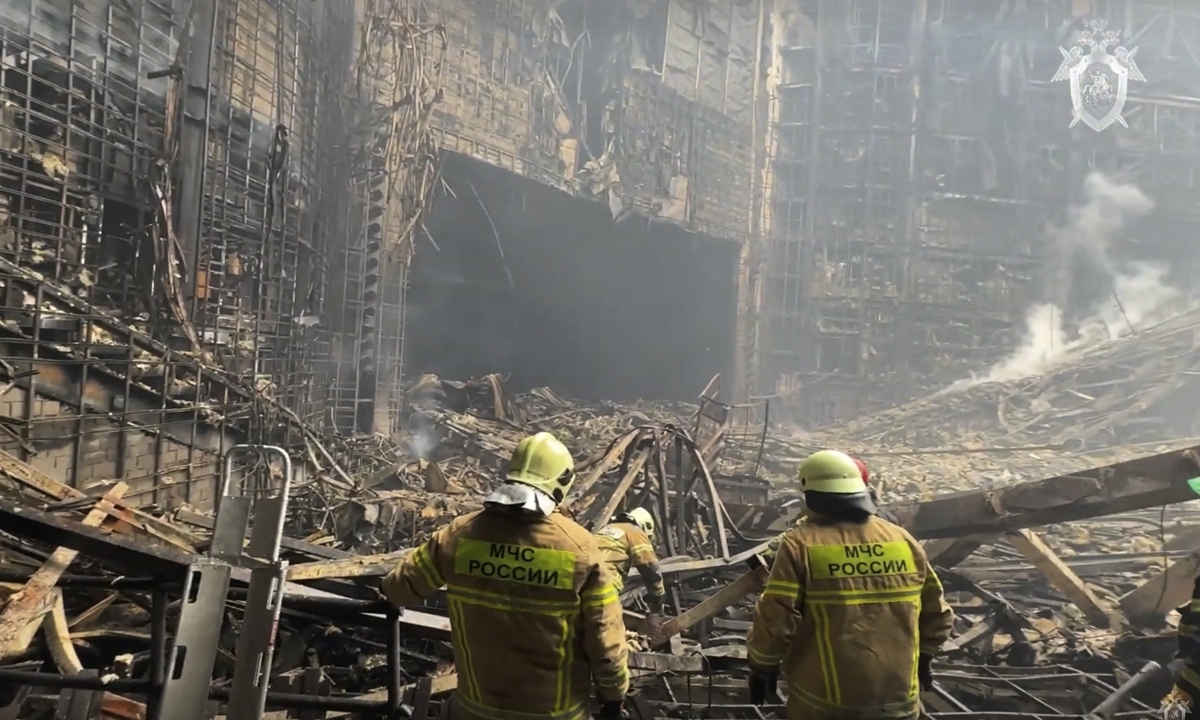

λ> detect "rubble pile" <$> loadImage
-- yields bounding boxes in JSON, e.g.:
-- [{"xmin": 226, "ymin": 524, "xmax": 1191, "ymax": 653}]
[{"xmin": 0, "ymin": 370, "xmax": 1190, "ymax": 717}]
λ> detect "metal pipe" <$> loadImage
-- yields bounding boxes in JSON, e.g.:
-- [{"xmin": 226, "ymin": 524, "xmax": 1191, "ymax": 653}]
[
  {"xmin": 674, "ymin": 434, "xmax": 687, "ymax": 552},
  {"xmin": 0, "ymin": 570, "xmax": 394, "ymax": 615},
  {"xmin": 0, "ymin": 670, "xmax": 409, "ymax": 715},
  {"xmin": 387, "ymin": 605, "xmax": 403, "ymax": 718},
  {"xmin": 1087, "ymin": 660, "xmax": 1163, "ymax": 719},
  {"xmin": 147, "ymin": 585, "xmax": 169, "ymax": 720},
  {"xmin": 0, "ymin": 570, "xmax": 165, "ymax": 588}
]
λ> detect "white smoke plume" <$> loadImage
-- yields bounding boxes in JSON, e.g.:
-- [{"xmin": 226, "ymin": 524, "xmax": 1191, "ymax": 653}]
[
  {"xmin": 408, "ymin": 427, "xmax": 438, "ymax": 460},
  {"xmin": 952, "ymin": 173, "xmax": 1186, "ymax": 389}
]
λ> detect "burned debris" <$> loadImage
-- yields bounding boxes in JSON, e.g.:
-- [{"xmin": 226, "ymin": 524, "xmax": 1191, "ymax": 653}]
[
  {"xmin": 0, "ymin": 372, "xmax": 1185, "ymax": 718},
  {"xmin": 1, "ymin": 0, "xmax": 1200, "ymax": 718}
]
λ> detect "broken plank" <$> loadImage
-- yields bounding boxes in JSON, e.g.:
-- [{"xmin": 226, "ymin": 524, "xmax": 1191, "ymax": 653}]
[
  {"xmin": 44, "ymin": 590, "xmax": 84, "ymax": 674},
  {"xmin": 324, "ymin": 673, "xmax": 459, "ymax": 719},
  {"xmin": 925, "ymin": 535, "xmax": 993, "ymax": 568},
  {"xmin": 0, "ymin": 448, "xmax": 198, "ymax": 551},
  {"xmin": 99, "ymin": 693, "xmax": 145, "ymax": 720},
  {"xmin": 68, "ymin": 592, "xmax": 119, "ymax": 629},
  {"xmin": 1118, "ymin": 550, "xmax": 1200, "ymax": 621},
  {"xmin": 1004, "ymin": 528, "xmax": 1121, "ymax": 629},
  {"xmin": 584, "ymin": 447, "xmax": 651, "ymax": 528},
  {"xmin": 0, "ymin": 494, "xmax": 193, "ymax": 576},
  {"xmin": 286, "ymin": 549, "xmax": 410, "ymax": 582},
  {"xmin": 0, "ymin": 497, "xmax": 452, "ymax": 639},
  {"xmin": 893, "ymin": 445, "xmax": 1200, "ymax": 539},
  {"xmin": 568, "ymin": 430, "xmax": 640, "ymax": 502},
  {"xmin": 650, "ymin": 561, "xmax": 769, "ymax": 643},
  {"xmin": 174, "ymin": 508, "xmax": 352, "ymax": 561},
  {"xmin": 0, "ymin": 482, "xmax": 128, "ymax": 658}
]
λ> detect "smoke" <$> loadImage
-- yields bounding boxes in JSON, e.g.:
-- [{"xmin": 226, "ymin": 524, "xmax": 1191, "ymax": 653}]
[
  {"xmin": 954, "ymin": 173, "xmax": 1186, "ymax": 388},
  {"xmin": 408, "ymin": 426, "xmax": 438, "ymax": 460}
]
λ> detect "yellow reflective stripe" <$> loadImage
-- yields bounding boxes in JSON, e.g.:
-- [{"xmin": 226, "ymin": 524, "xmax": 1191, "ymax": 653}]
[
  {"xmin": 447, "ymin": 597, "xmax": 480, "ymax": 701},
  {"xmin": 555, "ymin": 615, "xmax": 570, "ymax": 712},
  {"xmin": 789, "ymin": 681, "xmax": 919, "ymax": 717},
  {"xmin": 593, "ymin": 666, "xmax": 628, "ymax": 689},
  {"xmin": 582, "ymin": 584, "xmax": 618, "ymax": 609},
  {"xmin": 762, "ymin": 579, "xmax": 802, "ymax": 599},
  {"xmin": 447, "ymin": 585, "xmax": 578, "ymax": 615},
  {"xmin": 457, "ymin": 693, "xmax": 589, "ymax": 720},
  {"xmin": 910, "ymin": 592, "xmax": 922, "ymax": 696},
  {"xmin": 812, "ymin": 602, "xmax": 840, "ymax": 704},
  {"xmin": 629, "ymin": 544, "xmax": 653, "ymax": 554},
  {"xmin": 413, "ymin": 544, "xmax": 445, "ymax": 590},
  {"xmin": 746, "ymin": 643, "xmax": 784, "ymax": 667},
  {"xmin": 595, "ymin": 536, "xmax": 624, "ymax": 553},
  {"xmin": 805, "ymin": 586, "xmax": 922, "ymax": 606}
]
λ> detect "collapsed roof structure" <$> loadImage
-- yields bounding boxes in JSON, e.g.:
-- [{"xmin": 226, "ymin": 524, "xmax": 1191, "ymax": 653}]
[
  {"xmin": 1, "ymin": 0, "xmax": 1199, "ymax": 717},
  {"xmin": 0, "ymin": 365, "xmax": 1192, "ymax": 717}
]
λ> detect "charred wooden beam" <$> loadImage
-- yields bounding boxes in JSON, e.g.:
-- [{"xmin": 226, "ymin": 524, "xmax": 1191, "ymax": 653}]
[
  {"xmin": 1004, "ymin": 529, "xmax": 1122, "ymax": 629},
  {"xmin": 650, "ymin": 556, "xmax": 768, "ymax": 644},
  {"xmin": 0, "ymin": 484, "xmax": 128, "ymax": 658},
  {"xmin": 893, "ymin": 446, "xmax": 1200, "ymax": 539}
]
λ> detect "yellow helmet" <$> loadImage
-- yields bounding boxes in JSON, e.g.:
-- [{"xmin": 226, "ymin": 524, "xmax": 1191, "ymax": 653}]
[
  {"xmin": 626, "ymin": 507, "xmax": 656, "ymax": 538},
  {"xmin": 798, "ymin": 450, "xmax": 867, "ymax": 495},
  {"xmin": 506, "ymin": 432, "xmax": 576, "ymax": 503}
]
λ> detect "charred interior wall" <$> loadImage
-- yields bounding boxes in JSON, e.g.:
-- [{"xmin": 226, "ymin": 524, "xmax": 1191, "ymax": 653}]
[
  {"xmin": 407, "ymin": 154, "xmax": 738, "ymax": 402},
  {"xmin": 408, "ymin": 0, "xmax": 767, "ymax": 401},
  {"xmin": 0, "ymin": 0, "xmax": 356, "ymax": 510},
  {"xmin": 426, "ymin": 0, "xmax": 762, "ymax": 242},
  {"xmin": 761, "ymin": 0, "xmax": 1200, "ymax": 426}
]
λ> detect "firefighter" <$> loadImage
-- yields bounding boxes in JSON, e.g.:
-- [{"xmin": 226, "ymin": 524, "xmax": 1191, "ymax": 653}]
[
  {"xmin": 1162, "ymin": 573, "xmax": 1200, "ymax": 713},
  {"xmin": 381, "ymin": 432, "xmax": 630, "ymax": 720},
  {"xmin": 745, "ymin": 450, "xmax": 955, "ymax": 719},
  {"xmin": 762, "ymin": 455, "xmax": 893, "ymax": 562},
  {"xmin": 595, "ymin": 507, "xmax": 666, "ymax": 613}
]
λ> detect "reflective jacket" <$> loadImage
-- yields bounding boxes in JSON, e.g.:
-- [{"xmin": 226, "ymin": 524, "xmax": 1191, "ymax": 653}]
[
  {"xmin": 762, "ymin": 494, "xmax": 898, "ymax": 565},
  {"xmin": 382, "ymin": 508, "xmax": 630, "ymax": 720},
  {"xmin": 746, "ymin": 514, "xmax": 954, "ymax": 719},
  {"xmin": 595, "ymin": 522, "xmax": 664, "ymax": 597}
]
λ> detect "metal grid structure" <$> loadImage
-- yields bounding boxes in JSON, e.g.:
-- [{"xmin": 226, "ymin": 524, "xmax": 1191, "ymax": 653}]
[
  {"xmin": 187, "ymin": 0, "xmax": 324, "ymax": 425},
  {"xmin": 317, "ymin": 0, "xmax": 443, "ymax": 438},
  {"xmin": 761, "ymin": 0, "xmax": 1086, "ymax": 424},
  {"xmin": 0, "ymin": 0, "xmax": 230, "ymax": 508},
  {"xmin": 0, "ymin": 0, "xmax": 441, "ymax": 509}
]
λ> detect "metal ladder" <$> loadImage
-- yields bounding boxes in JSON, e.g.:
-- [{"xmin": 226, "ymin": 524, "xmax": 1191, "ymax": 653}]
[{"xmin": 158, "ymin": 444, "xmax": 294, "ymax": 720}]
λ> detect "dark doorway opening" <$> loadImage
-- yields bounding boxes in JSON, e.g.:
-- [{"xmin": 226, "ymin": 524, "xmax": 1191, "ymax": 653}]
[{"xmin": 405, "ymin": 154, "xmax": 739, "ymax": 403}]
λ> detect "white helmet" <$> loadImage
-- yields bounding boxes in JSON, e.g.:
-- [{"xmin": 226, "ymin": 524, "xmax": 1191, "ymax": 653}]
[{"xmin": 626, "ymin": 507, "xmax": 656, "ymax": 538}]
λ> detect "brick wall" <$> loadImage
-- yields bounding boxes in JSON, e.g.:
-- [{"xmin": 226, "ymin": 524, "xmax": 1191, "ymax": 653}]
[{"xmin": 0, "ymin": 389, "xmax": 230, "ymax": 512}]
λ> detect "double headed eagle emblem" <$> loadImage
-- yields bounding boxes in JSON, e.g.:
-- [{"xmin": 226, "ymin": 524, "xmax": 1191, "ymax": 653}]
[{"xmin": 1051, "ymin": 18, "xmax": 1146, "ymax": 131}]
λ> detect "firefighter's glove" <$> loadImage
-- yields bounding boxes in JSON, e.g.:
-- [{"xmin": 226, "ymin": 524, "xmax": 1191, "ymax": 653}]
[
  {"xmin": 598, "ymin": 700, "xmax": 625, "ymax": 720},
  {"xmin": 748, "ymin": 671, "xmax": 777, "ymax": 705},
  {"xmin": 646, "ymin": 593, "xmax": 664, "ymax": 614},
  {"xmin": 917, "ymin": 654, "xmax": 934, "ymax": 692}
]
